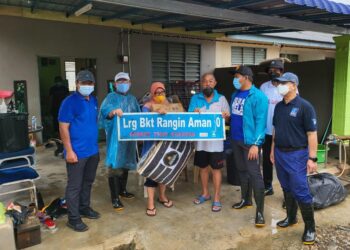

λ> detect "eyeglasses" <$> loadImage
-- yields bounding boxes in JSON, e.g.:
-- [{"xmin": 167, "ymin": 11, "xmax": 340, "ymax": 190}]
[{"xmin": 154, "ymin": 90, "xmax": 166, "ymax": 96}]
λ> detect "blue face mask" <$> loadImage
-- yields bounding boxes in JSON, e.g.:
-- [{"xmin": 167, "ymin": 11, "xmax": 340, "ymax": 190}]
[
  {"xmin": 116, "ymin": 83, "xmax": 130, "ymax": 94},
  {"xmin": 78, "ymin": 85, "xmax": 94, "ymax": 96},
  {"xmin": 233, "ymin": 78, "xmax": 242, "ymax": 90}
]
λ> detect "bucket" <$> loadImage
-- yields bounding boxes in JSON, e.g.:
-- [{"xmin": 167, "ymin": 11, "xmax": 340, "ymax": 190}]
[{"xmin": 317, "ymin": 144, "xmax": 328, "ymax": 163}]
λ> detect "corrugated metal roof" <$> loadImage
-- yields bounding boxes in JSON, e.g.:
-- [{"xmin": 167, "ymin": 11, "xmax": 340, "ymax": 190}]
[{"xmin": 285, "ymin": 0, "xmax": 350, "ymax": 15}]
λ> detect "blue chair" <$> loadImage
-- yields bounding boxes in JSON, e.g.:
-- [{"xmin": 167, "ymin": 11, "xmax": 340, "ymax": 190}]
[{"xmin": 0, "ymin": 147, "xmax": 39, "ymax": 207}]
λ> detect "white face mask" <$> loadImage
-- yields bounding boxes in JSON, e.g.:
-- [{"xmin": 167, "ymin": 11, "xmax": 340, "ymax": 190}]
[{"xmin": 277, "ymin": 84, "xmax": 289, "ymax": 96}]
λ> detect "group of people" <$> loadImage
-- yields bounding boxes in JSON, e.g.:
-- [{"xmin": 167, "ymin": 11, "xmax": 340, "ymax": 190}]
[{"xmin": 58, "ymin": 60, "xmax": 318, "ymax": 245}]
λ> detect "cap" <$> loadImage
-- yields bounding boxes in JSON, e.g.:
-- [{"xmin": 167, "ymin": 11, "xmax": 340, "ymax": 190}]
[
  {"xmin": 114, "ymin": 72, "xmax": 130, "ymax": 82},
  {"xmin": 230, "ymin": 65, "xmax": 253, "ymax": 78},
  {"xmin": 275, "ymin": 72, "xmax": 299, "ymax": 86},
  {"xmin": 76, "ymin": 70, "xmax": 95, "ymax": 83},
  {"xmin": 269, "ymin": 60, "xmax": 284, "ymax": 70}
]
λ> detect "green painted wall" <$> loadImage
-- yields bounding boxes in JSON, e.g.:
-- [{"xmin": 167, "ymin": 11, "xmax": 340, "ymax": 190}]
[{"xmin": 332, "ymin": 35, "xmax": 350, "ymax": 136}]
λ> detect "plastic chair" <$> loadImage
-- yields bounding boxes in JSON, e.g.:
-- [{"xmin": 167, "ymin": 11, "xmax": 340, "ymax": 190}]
[{"xmin": 0, "ymin": 147, "xmax": 39, "ymax": 208}]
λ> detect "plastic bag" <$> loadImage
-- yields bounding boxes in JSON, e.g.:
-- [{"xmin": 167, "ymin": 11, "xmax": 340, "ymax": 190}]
[{"xmin": 308, "ymin": 173, "xmax": 347, "ymax": 209}]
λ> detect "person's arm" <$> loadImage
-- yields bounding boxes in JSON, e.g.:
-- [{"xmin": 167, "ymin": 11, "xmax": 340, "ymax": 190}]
[
  {"xmin": 221, "ymin": 96, "xmax": 230, "ymax": 121},
  {"xmin": 59, "ymin": 122, "xmax": 78, "ymax": 163},
  {"xmin": 307, "ymin": 131, "xmax": 318, "ymax": 174},
  {"xmin": 270, "ymin": 129, "xmax": 275, "ymax": 165},
  {"xmin": 248, "ymin": 94, "xmax": 268, "ymax": 160}
]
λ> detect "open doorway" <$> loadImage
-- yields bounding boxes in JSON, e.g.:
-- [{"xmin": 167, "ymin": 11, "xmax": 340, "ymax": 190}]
[{"xmin": 38, "ymin": 56, "xmax": 68, "ymax": 141}]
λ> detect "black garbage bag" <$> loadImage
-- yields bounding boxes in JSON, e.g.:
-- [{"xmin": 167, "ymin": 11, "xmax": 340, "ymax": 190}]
[{"xmin": 308, "ymin": 173, "xmax": 347, "ymax": 210}]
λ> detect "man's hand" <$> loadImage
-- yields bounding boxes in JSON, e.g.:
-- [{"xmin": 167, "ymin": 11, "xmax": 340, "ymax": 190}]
[
  {"xmin": 307, "ymin": 159, "xmax": 317, "ymax": 174},
  {"xmin": 109, "ymin": 108, "xmax": 123, "ymax": 118},
  {"xmin": 66, "ymin": 150, "xmax": 78, "ymax": 164},
  {"xmin": 222, "ymin": 111, "xmax": 230, "ymax": 120},
  {"xmin": 248, "ymin": 145, "xmax": 259, "ymax": 160},
  {"xmin": 194, "ymin": 108, "xmax": 201, "ymax": 113},
  {"xmin": 270, "ymin": 149, "xmax": 275, "ymax": 165}
]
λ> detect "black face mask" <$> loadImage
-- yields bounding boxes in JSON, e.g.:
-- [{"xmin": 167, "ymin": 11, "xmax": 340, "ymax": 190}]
[
  {"xmin": 269, "ymin": 72, "xmax": 278, "ymax": 80},
  {"xmin": 202, "ymin": 87, "xmax": 214, "ymax": 97}
]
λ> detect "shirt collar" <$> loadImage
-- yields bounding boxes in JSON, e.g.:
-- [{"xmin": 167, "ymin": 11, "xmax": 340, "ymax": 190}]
[
  {"xmin": 283, "ymin": 95, "xmax": 299, "ymax": 105},
  {"xmin": 198, "ymin": 89, "xmax": 220, "ymax": 104}
]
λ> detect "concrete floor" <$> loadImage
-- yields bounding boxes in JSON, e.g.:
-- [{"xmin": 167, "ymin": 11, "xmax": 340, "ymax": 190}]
[{"xmin": 19, "ymin": 144, "xmax": 350, "ymax": 250}]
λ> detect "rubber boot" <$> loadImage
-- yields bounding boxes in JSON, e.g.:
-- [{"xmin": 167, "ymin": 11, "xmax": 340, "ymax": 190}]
[
  {"xmin": 299, "ymin": 202, "xmax": 316, "ymax": 245},
  {"xmin": 108, "ymin": 176, "xmax": 124, "ymax": 211},
  {"xmin": 119, "ymin": 170, "xmax": 135, "ymax": 199},
  {"xmin": 254, "ymin": 189, "xmax": 265, "ymax": 227},
  {"xmin": 233, "ymin": 179, "xmax": 253, "ymax": 209},
  {"xmin": 277, "ymin": 192, "xmax": 298, "ymax": 228}
]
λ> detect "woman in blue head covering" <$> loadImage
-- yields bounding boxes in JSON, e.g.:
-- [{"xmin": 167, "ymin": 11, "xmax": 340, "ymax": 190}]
[{"xmin": 99, "ymin": 72, "xmax": 140, "ymax": 211}]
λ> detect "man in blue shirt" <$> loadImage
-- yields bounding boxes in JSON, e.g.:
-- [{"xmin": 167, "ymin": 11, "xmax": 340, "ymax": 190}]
[
  {"xmin": 230, "ymin": 66, "xmax": 268, "ymax": 227},
  {"xmin": 58, "ymin": 70, "xmax": 99, "ymax": 232},
  {"xmin": 271, "ymin": 72, "xmax": 317, "ymax": 245}
]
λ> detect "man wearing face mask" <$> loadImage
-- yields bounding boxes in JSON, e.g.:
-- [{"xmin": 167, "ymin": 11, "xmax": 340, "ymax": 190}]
[
  {"xmin": 271, "ymin": 72, "xmax": 317, "ymax": 245},
  {"xmin": 229, "ymin": 66, "xmax": 268, "ymax": 227},
  {"xmin": 99, "ymin": 72, "xmax": 140, "ymax": 211},
  {"xmin": 260, "ymin": 60, "xmax": 284, "ymax": 196},
  {"xmin": 58, "ymin": 70, "xmax": 100, "ymax": 232},
  {"xmin": 189, "ymin": 73, "xmax": 230, "ymax": 212}
]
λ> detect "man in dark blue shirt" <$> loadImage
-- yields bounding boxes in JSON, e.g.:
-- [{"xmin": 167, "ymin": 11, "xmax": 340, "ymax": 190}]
[
  {"xmin": 271, "ymin": 72, "xmax": 317, "ymax": 245},
  {"xmin": 58, "ymin": 70, "xmax": 100, "ymax": 232}
]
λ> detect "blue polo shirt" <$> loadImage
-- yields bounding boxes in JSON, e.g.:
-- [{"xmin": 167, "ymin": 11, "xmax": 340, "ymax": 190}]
[
  {"xmin": 273, "ymin": 95, "xmax": 317, "ymax": 148},
  {"xmin": 58, "ymin": 92, "xmax": 99, "ymax": 159}
]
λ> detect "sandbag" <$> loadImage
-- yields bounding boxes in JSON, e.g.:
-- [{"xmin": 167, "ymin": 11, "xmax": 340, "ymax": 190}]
[
  {"xmin": 138, "ymin": 141, "xmax": 194, "ymax": 186},
  {"xmin": 308, "ymin": 173, "xmax": 347, "ymax": 209}
]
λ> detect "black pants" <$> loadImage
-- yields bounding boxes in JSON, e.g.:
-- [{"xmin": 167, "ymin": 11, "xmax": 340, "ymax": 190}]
[
  {"xmin": 262, "ymin": 134, "xmax": 273, "ymax": 188},
  {"xmin": 66, "ymin": 153, "xmax": 99, "ymax": 222},
  {"xmin": 231, "ymin": 140, "xmax": 264, "ymax": 192}
]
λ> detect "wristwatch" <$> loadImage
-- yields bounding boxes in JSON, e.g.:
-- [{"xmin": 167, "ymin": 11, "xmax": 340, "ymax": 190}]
[{"xmin": 308, "ymin": 157, "xmax": 318, "ymax": 162}]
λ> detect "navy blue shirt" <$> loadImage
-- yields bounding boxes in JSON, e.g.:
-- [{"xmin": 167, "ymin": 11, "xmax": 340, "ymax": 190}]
[
  {"xmin": 273, "ymin": 95, "xmax": 317, "ymax": 148},
  {"xmin": 58, "ymin": 92, "xmax": 99, "ymax": 159},
  {"xmin": 230, "ymin": 90, "xmax": 249, "ymax": 141}
]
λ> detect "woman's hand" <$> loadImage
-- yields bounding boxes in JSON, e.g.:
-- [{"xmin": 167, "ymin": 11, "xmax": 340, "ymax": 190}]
[{"xmin": 109, "ymin": 108, "xmax": 123, "ymax": 118}]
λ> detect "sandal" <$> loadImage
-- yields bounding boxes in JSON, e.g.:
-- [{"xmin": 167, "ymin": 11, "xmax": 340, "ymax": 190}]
[
  {"xmin": 157, "ymin": 198, "xmax": 173, "ymax": 208},
  {"xmin": 193, "ymin": 195, "xmax": 211, "ymax": 205},
  {"xmin": 146, "ymin": 207, "xmax": 156, "ymax": 216},
  {"xmin": 212, "ymin": 201, "xmax": 222, "ymax": 212}
]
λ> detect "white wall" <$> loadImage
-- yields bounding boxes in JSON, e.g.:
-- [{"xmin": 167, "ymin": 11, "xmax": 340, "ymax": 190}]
[{"xmin": 0, "ymin": 16, "xmax": 217, "ymax": 124}]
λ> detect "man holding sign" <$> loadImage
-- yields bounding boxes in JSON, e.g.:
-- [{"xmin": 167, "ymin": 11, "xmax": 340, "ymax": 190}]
[{"xmin": 189, "ymin": 73, "xmax": 230, "ymax": 212}]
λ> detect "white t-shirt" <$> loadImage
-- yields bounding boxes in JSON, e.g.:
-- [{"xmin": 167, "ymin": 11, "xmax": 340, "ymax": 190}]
[
  {"xmin": 260, "ymin": 81, "xmax": 283, "ymax": 135},
  {"xmin": 195, "ymin": 95, "xmax": 230, "ymax": 152}
]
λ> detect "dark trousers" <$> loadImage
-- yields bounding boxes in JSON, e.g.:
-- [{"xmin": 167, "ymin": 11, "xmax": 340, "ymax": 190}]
[
  {"xmin": 262, "ymin": 134, "xmax": 273, "ymax": 188},
  {"xmin": 232, "ymin": 140, "xmax": 265, "ymax": 192},
  {"xmin": 66, "ymin": 153, "xmax": 99, "ymax": 222}
]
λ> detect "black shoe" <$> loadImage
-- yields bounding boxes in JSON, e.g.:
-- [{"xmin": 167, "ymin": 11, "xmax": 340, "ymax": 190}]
[
  {"xmin": 277, "ymin": 192, "xmax": 298, "ymax": 228},
  {"xmin": 80, "ymin": 207, "xmax": 100, "ymax": 219},
  {"xmin": 232, "ymin": 199, "xmax": 253, "ymax": 209},
  {"xmin": 255, "ymin": 211, "xmax": 265, "ymax": 227},
  {"xmin": 108, "ymin": 176, "xmax": 124, "ymax": 211},
  {"xmin": 299, "ymin": 202, "xmax": 316, "ymax": 245},
  {"xmin": 66, "ymin": 220, "xmax": 88, "ymax": 232},
  {"xmin": 120, "ymin": 190, "xmax": 135, "ymax": 199},
  {"xmin": 254, "ymin": 189, "xmax": 265, "ymax": 227},
  {"xmin": 112, "ymin": 198, "xmax": 124, "ymax": 211},
  {"xmin": 264, "ymin": 186, "xmax": 274, "ymax": 196}
]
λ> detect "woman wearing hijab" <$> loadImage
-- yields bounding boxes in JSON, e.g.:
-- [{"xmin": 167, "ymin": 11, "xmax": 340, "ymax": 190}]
[{"xmin": 142, "ymin": 82, "xmax": 173, "ymax": 216}]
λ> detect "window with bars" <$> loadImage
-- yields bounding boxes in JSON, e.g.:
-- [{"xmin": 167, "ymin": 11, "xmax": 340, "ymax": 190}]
[
  {"xmin": 280, "ymin": 53, "xmax": 299, "ymax": 63},
  {"xmin": 231, "ymin": 46, "xmax": 266, "ymax": 66},
  {"xmin": 152, "ymin": 41, "xmax": 201, "ymax": 83}
]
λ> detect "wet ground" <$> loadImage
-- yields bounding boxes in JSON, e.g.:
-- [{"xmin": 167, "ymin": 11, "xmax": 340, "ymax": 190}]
[{"xmin": 3, "ymin": 143, "xmax": 350, "ymax": 250}]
